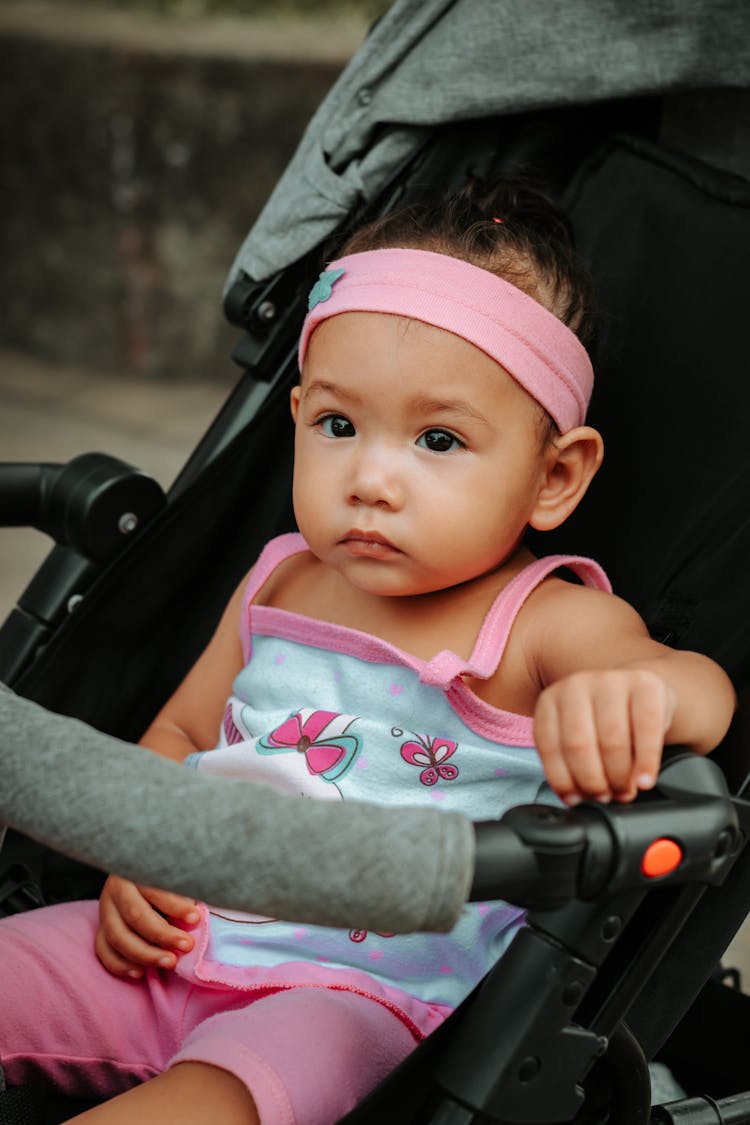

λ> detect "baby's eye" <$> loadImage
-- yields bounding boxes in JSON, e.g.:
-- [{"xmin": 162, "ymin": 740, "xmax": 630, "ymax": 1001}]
[
  {"xmin": 319, "ymin": 414, "xmax": 356, "ymax": 438},
  {"xmin": 417, "ymin": 429, "xmax": 463, "ymax": 453}
]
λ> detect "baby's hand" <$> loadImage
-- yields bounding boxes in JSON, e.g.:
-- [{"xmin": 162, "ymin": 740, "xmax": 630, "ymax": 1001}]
[
  {"xmin": 533, "ymin": 669, "xmax": 676, "ymax": 805},
  {"xmin": 95, "ymin": 875, "xmax": 201, "ymax": 979}
]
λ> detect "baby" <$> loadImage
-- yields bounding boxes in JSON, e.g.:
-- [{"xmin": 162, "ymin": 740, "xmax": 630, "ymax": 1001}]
[{"xmin": 0, "ymin": 180, "xmax": 735, "ymax": 1125}]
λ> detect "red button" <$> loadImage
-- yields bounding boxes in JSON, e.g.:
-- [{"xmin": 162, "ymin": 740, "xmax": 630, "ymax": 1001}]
[{"xmin": 641, "ymin": 838, "xmax": 683, "ymax": 878}]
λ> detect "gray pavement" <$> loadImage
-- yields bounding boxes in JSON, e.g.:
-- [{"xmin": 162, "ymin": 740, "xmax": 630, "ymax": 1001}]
[
  {"xmin": 0, "ymin": 348, "xmax": 228, "ymax": 622},
  {"xmin": 1, "ymin": 345, "xmax": 749, "ymax": 985}
]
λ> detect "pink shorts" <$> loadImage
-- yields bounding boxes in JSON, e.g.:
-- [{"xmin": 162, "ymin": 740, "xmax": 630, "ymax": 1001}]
[{"xmin": 0, "ymin": 901, "xmax": 425, "ymax": 1124}]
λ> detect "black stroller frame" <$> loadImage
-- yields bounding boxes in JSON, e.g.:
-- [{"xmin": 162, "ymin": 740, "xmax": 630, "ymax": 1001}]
[{"xmin": 2, "ymin": 90, "xmax": 750, "ymax": 1125}]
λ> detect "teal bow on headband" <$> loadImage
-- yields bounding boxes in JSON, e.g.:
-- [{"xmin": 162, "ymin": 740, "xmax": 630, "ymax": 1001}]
[{"xmin": 307, "ymin": 268, "xmax": 345, "ymax": 311}]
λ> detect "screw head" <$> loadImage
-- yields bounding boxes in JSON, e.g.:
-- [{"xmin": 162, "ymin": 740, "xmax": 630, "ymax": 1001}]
[
  {"xmin": 518, "ymin": 1056, "xmax": 541, "ymax": 1083},
  {"xmin": 118, "ymin": 512, "xmax": 139, "ymax": 535},
  {"xmin": 256, "ymin": 299, "xmax": 277, "ymax": 323},
  {"xmin": 714, "ymin": 829, "xmax": 735, "ymax": 859},
  {"xmin": 562, "ymin": 980, "xmax": 584, "ymax": 1007},
  {"xmin": 601, "ymin": 915, "xmax": 623, "ymax": 942}
]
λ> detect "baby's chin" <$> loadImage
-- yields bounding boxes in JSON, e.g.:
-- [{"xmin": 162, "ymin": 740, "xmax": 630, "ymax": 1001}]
[{"xmin": 333, "ymin": 560, "xmax": 454, "ymax": 600}]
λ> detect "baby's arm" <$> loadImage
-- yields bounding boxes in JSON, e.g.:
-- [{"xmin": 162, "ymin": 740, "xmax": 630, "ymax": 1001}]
[
  {"xmin": 97, "ymin": 573, "xmax": 249, "ymax": 978},
  {"xmin": 528, "ymin": 583, "xmax": 736, "ymax": 806}
]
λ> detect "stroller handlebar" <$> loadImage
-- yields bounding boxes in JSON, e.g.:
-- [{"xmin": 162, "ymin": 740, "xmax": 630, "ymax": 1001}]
[
  {"xmin": 0, "ymin": 455, "xmax": 166, "ymax": 561},
  {"xmin": 471, "ymin": 751, "xmax": 741, "ymax": 909}
]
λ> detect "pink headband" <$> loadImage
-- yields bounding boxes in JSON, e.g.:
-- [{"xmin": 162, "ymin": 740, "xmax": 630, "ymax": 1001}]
[{"xmin": 298, "ymin": 248, "xmax": 593, "ymax": 433}]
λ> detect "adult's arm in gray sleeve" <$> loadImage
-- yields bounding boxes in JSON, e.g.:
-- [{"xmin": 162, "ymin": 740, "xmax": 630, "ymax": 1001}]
[{"xmin": 0, "ymin": 685, "xmax": 474, "ymax": 933}]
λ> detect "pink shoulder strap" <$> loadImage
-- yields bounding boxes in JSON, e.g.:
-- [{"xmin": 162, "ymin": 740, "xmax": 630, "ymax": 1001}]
[
  {"xmin": 419, "ymin": 555, "xmax": 611, "ymax": 689},
  {"xmin": 239, "ymin": 532, "xmax": 308, "ymax": 660}
]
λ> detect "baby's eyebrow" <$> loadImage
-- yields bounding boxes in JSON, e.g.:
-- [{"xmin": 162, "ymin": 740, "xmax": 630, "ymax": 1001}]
[
  {"xmin": 303, "ymin": 380, "xmax": 361, "ymax": 404},
  {"xmin": 410, "ymin": 395, "xmax": 490, "ymax": 426},
  {"xmin": 303, "ymin": 382, "xmax": 491, "ymax": 427}
]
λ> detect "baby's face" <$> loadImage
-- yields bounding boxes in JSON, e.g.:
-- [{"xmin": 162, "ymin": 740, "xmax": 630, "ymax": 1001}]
[{"xmin": 290, "ymin": 311, "xmax": 552, "ymax": 598}]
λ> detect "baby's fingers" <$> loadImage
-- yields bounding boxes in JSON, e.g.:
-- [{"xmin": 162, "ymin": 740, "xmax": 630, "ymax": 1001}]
[
  {"xmin": 629, "ymin": 672, "xmax": 675, "ymax": 793},
  {"xmin": 97, "ymin": 896, "xmax": 193, "ymax": 979},
  {"xmin": 115, "ymin": 886, "xmax": 196, "ymax": 953},
  {"xmin": 94, "ymin": 924, "xmax": 161, "ymax": 980},
  {"xmin": 591, "ymin": 678, "xmax": 640, "ymax": 801},
  {"xmin": 140, "ymin": 886, "xmax": 201, "ymax": 926},
  {"xmin": 96, "ymin": 904, "xmax": 179, "ymax": 978},
  {"xmin": 98, "ymin": 879, "xmax": 195, "ymax": 972},
  {"xmin": 534, "ymin": 685, "xmax": 610, "ymax": 805}
]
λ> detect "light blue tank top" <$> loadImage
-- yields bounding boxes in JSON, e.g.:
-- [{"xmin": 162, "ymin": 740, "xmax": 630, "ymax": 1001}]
[{"xmin": 186, "ymin": 533, "xmax": 611, "ymax": 1014}]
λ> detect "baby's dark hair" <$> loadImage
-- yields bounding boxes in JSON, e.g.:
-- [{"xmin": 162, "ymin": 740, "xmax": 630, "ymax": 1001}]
[{"xmin": 338, "ymin": 177, "xmax": 597, "ymax": 354}]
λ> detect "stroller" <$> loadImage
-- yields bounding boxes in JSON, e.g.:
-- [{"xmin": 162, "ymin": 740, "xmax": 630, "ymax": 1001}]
[{"xmin": 2, "ymin": 0, "xmax": 750, "ymax": 1120}]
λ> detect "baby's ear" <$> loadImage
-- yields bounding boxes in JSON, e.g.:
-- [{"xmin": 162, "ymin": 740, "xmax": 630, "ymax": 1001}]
[
  {"xmin": 529, "ymin": 426, "xmax": 604, "ymax": 532},
  {"xmin": 290, "ymin": 385, "xmax": 301, "ymax": 422}
]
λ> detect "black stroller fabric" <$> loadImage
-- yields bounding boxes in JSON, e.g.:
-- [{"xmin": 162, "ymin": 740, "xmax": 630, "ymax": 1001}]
[
  {"xmin": 559, "ymin": 135, "xmax": 750, "ymax": 1063},
  {"xmin": 545, "ymin": 135, "xmax": 750, "ymax": 691}
]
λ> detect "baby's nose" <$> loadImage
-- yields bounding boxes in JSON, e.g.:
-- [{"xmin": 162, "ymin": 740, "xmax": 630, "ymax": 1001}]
[{"xmin": 347, "ymin": 449, "xmax": 403, "ymax": 509}]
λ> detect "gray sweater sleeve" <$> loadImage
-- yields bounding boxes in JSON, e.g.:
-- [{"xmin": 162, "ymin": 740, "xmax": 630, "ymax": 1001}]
[{"xmin": 0, "ymin": 685, "xmax": 474, "ymax": 932}]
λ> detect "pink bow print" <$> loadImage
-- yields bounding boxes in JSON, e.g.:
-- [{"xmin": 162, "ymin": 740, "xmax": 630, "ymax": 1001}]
[{"xmin": 258, "ymin": 710, "xmax": 359, "ymax": 782}]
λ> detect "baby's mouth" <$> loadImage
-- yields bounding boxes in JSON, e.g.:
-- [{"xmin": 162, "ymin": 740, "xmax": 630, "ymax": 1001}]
[{"xmin": 339, "ymin": 530, "xmax": 401, "ymax": 557}]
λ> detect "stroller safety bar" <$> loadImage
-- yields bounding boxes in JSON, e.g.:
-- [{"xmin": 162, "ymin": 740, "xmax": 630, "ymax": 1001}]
[{"xmin": 471, "ymin": 752, "xmax": 741, "ymax": 910}]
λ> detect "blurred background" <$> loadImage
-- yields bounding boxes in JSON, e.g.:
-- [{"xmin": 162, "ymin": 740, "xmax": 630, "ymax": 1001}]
[{"xmin": 0, "ymin": 0, "xmax": 386, "ymax": 619}]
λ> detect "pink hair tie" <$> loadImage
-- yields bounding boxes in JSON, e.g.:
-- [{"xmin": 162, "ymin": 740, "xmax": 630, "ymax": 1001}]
[{"xmin": 298, "ymin": 248, "xmax": 593, "ymax": 433}]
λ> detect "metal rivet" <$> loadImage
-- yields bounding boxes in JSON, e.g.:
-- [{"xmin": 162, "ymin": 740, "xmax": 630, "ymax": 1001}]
[
  {"xmin": 256, "ymin": 299, "xmax": 277, "ymax": 323},
  {"xmin": 118, "ymin": 512, "xmax": 139, "ymax": 535}
]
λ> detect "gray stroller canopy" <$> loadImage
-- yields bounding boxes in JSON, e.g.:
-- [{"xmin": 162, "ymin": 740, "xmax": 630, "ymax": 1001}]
[{"xmin": 227, "ymin": 0, "xmax": 750, "ymax": 287}]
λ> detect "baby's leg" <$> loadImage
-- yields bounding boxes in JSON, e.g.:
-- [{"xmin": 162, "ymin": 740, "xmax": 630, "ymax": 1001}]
[
  {"xmin": 172, "ymin": 985, "xmax": 420, "ymax": 1124},
  {"xmin": 0, "ymin": 900, "xmax": 188, "ymax": 1098},
  {"xmin": 65, "ymin": 985, "xmax": 421, "ymax": 1125},
  {"xmin": 67, "ymin": 1062, "xmax": 259, "ymax": 1124}
]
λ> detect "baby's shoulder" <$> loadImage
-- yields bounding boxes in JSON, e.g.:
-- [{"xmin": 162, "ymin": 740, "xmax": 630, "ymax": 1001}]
[{"xmin": 520, "ymin": 573, "xmax": 648, "ymax": 649}]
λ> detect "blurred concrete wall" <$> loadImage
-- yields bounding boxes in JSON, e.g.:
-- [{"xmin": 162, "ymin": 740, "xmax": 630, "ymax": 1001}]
[{"xmin": 0, "ymin": 4, "xmax": 364, "ymax": 381}]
